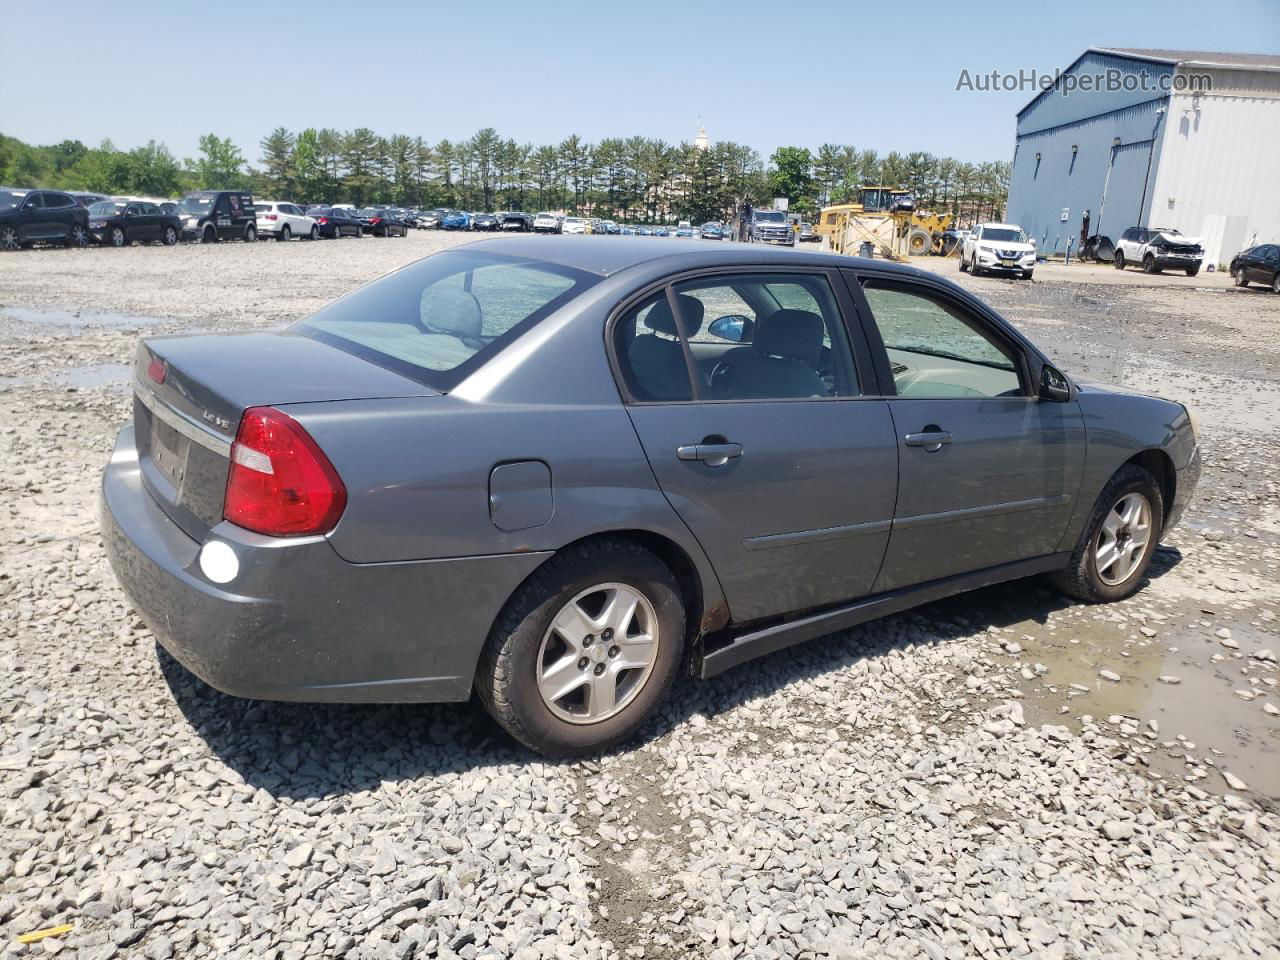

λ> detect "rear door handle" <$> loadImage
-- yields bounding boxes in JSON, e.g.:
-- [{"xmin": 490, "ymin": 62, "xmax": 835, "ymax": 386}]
[
  {"xmin": 677, "ymin": 442, "xmax": 743, "ymax": 466},
  {"xmin": 904, "ymin": 431, "xmax": 953, "ymax": 452}
]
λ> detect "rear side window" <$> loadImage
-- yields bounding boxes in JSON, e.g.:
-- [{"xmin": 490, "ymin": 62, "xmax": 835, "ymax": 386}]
[{"xmin": 298, "ymin": 250, "xmax": 596, "ymax": 390}]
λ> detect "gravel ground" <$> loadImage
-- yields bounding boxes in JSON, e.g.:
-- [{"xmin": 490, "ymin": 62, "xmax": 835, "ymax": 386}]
[{"xmin": 1, "ymin": 233, "xmax": 1278, "ymax": 959}]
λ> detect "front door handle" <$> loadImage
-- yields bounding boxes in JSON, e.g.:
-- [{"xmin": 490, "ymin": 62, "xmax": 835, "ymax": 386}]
[
  {"xmin": 677, "ymin": 442, "xmax": 743, "ymax": 466},
  {"xmin": 904, "ymin": 430, "xmax": 953, "ymax": 452}
]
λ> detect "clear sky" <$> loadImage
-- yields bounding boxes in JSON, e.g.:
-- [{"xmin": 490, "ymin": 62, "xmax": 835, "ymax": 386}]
[{"xmin": 3, "ymin": 0, "xmax": 1275, "ymax": 165}]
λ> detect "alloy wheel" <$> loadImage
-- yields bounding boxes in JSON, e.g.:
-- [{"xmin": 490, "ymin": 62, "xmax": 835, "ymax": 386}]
[
  {"xmin": 1095, "ymin": 492, "xmax": 1152, "ymax": 586},
  {"xmin": 68, "ymin": 225, "xmax": 89, "ymax": 248},
  {"xmin": 111, "ymin": 227, "xmax": 125, "ymax": 247},
  {"xmin": 536, "ymin": 583, "xmax": 660, "ymax": 724},
  {"xmin": 0, "ymin": 226, "xmax": 18, "ymax": 251}
]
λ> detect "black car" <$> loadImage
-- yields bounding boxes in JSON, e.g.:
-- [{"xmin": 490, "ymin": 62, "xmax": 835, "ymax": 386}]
[
  {"xmin": 1230, "ymin": 243, "xmax": 1280, "ymax": 293},
  {"xmin": 473, "ymin": 213, "xmax": 501, "ymax": 232},
  {"xmin": 356, "ymin": 208, "xmax": 408, "ymax": 237},
  {"xmin": 177, "ymin": 190, "xmax": 257, "ymax": 243},
  {"xmin": 87, "ymin": 200, "xmax": 182, "ymax": 247},
  {"xmin": 70, "ymin": 191, "xmax": 111, "ymax": 208},
  {"xmin": 0, "ymin": 188, "xmax": 90, "ymax": 251},
  {"xmin": 500, "ymin": 212, "xmax": 532, "ymax": 232},
  {"xmin": 308, "ymin": 206, "xmax": 363, "ymax": 239}
]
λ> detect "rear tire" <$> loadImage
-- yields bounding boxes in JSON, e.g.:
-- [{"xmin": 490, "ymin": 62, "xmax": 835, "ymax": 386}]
[
  {"xmin": 309, "ymin": 226, "xmax": 319, "ymax": 241},
  {"xmin": 476, "ymin": 538, "xmax": 686, "ymax": 757},
  {"xmin": 163, "ymin": 226, "xmax": 178, "ymax": 245},
  {"xmin": 1272, "ymin": 273, "xmax": 1279, "ymax": 294},
  {"xmin": 244, "ymin": 224, "xmax": 257, "ymax": 243},
  {"xmin": 1052, "ymin": 464, "xmax": 1163, "ymax": 603},
  {"xmin": 278, "ymin": 225, "xmax": 291, "ymax": 242}
]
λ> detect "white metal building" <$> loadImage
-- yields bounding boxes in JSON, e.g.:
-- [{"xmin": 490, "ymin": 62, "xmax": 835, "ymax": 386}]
[{"xmin": 1006, "ymin": 49, "xmax": 1280, "ymax": 266}]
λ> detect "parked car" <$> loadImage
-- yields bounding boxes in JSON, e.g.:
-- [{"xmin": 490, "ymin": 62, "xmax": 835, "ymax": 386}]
[
  {"xmin": 87, "ymin": 200, "xmax": 181, "ymax": 247},
  {"xmin": 1230, "ymin": 243, "xmax": 1280, "ymax": 293},
  {"xmin": 500, "ymin": 212, "xmax": 532, "ymax": 232},
  {"xmin": 562, "ymin": 217, "xmax": 588, "ymax": 235},
  {"xmin": 254, "ymin": 201, "xmax": 319, "ymax": 242},
  {"xmin": 603, "ymin": 220, "xmax": 620, "ymax": 235},
  {"xmin": 178, "ymin": 190, "xmax": 257, "ymax": 243},
  {"xmin": 70, "ymin": 191, "xmax": 111, "ymax": 208},
  {"xmin": 798, "ymin": 222, "xmax": 819, "ymax": 243},
  {"xmin": 440, "ymin": 210, "xmax": 471, "ymax": 231},
  {"xmin": 0, "ymin": 188, "xmax": 91, "ymax": 250},
  {"xmin": 100, "ymin": 237, "xmax": 1199, "ymax": 757},
  {"xmin": 1113, "ymin": 227, "xmax": 1203, "ymax": 276},
  {"xmin": 960, "ymin": 223, "xmax": 1036, "ymax": 279},
  {"xmin": 358, "ymin": 208, "xmax": 409, "ymax": 237},
  {"xmin": 674, "ymin": 224, "xmax": 696, "ymax": 239},
  {"xmin": 307, "ymin": 207, "xmax": 363, "ymax": 239},
  {"xmin": 700, "ymin": 222, "xmax": 724, "ymax": 240},
  {"xmin": 533, "ymin": 212, "xmax": 560, "ymax": 234},
  {"xmin": 636, "ymin": 226, "xmax": 653, "ymax": 237},
  {"xmin": 414, "ymin": 210, "xmax": 443, "ymax": 229},
  {"xmin": 473, "ymin": 213, "xmax": 501, "ymax": 232}
]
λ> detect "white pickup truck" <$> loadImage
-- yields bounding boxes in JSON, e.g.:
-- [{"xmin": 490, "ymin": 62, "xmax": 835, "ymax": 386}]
[{"xmin": 960, "ymin": 223, "xmax": 1037, "ymax": 280}]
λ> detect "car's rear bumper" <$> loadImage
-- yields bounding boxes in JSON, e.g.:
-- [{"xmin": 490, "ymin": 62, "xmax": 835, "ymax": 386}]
[{"xmin": 101, "ymin": 425, "xmax": 551, "ymax": 703}]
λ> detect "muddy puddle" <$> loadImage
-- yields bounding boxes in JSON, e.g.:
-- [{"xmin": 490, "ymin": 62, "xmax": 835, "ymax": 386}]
[
  {"xmin": 1014, "ymin": 601, "xmax": 1279, "ymax": 798},
  {"xmin": 0, "ymin": 362, "xmax": 132, "ymax": 393},
  {"xmin": 0, "ymin": 304, "xmax": 168, "ymax": 337}
]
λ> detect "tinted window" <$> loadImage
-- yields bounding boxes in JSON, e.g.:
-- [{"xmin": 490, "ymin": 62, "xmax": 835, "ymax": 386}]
[
  {"xmin": 140, "ymin": 203, "xmax": 162, "ymax": 215},
  {"xmin": 861, "ymin": 283, "xmax": 1022, "ymax": 399},
  {"xmin": 89, "ymin": 201, "xmax": 124, "ymax": 216},
  {"xmin": 299, "ymin": 250, "xmax": 596, "ymax": 389},
  {"xmin": 44, "ymin": 193, "xmax": 73, "ymax": 209},
  {"xmin": 23, "ymin": 193, "xmax": 46, "ymax": 209}
]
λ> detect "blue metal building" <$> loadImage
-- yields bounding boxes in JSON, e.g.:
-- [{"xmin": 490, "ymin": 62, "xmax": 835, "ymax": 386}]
[{"xmin": 1006, "ymin": 48, "xmax": 1280, "ymax": 263}]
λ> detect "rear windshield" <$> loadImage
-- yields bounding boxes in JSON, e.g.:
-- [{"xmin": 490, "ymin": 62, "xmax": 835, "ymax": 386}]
[
  {"xmin": 89, "ymin": 201, "xmax": 126, "ymax": 216},
  {"xmin": 297, "ymin": 250, "xmax": 598, "ymax": 390}
]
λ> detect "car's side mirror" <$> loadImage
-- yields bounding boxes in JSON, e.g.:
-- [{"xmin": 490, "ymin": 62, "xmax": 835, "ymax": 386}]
[
  {"xmin": 1040, "ymin": 364, "xmax": 1071, "ymax": 402},
  {"xmin": 708, "ymin": 315, "xmax": 750, "ymax": 343}
]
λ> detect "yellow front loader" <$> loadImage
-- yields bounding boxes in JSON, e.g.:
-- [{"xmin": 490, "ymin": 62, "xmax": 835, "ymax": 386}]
[{"xmin": 817, "ymin": 187, "xmax": 953, "ymax": 260}]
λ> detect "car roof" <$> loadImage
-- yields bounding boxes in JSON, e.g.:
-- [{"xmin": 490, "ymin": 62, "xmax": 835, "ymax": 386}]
[{"xmin": 464, "ymin": 235, "xmax": 936, "ymax": 280}]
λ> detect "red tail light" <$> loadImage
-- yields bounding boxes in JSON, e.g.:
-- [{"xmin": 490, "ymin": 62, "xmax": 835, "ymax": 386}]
[
  {"xmin": 147, "ymin": 357, "xmax": 167, "ymax": 384},
  {"xmin": 316, "ymin": 216, "xmax": 329, "ymax": 224},
  {"xmin": 223, "ymin": 407, "xmax": 346, "ymax": 537},
  {"xmin": 264, "ymin": 213, "xmax": 278, "ymax": 221},
  {"xmin": 370, "ymin": 217, "xmax": 382, "ymax": 224}
]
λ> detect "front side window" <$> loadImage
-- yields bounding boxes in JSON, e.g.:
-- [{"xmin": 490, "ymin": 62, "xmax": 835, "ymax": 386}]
[
  {"xmin": 299, "ymin": 250, "xmax": 596, "ymax": 390},
  {"xmin": 860, "ymin": 283, "xmax": 1023, "ymax": 399}
]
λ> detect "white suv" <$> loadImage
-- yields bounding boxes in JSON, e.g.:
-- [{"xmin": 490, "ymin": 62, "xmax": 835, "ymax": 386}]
[
  {"xmin": 533, "ymin": 212, "xmax": 560, "ymax": 234},
  {"xmin": 960, "ymin": 223, "xmax": 1037, "ymax": 279},
  {"xmin": 562, "ymin": 217, "xmax": 587, "ymax": 235},
  {"xmin": 1113, "ymin": 226, "xmax": 1203, "ymax": 276},
  {"xmin": 254, "ymin": 201, "xmax": 318, "ymax": 241}
]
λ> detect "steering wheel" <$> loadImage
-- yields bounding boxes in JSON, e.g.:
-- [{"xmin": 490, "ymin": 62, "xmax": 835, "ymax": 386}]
[{"xmin": 707, "ymin": 360, "xmax": 736, "ymax": 399}]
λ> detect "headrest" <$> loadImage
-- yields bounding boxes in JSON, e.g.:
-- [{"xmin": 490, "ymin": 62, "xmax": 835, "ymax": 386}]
[
  {"xmin": 644, "ymin": 294, "xmax": 704, "ymax": 337},
  {"xmin": 421, "ymin": 287, "xmax": 482, "ymax": 340},
  {"xmin": 753, "ymin": 309, "xmax": 824, "ymax": 363}
]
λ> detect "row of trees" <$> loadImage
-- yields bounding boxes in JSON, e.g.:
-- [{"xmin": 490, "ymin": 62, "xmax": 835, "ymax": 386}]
[{"xmin": 0, "ymin": 129, "xmax": 1009, "ymax": 224}]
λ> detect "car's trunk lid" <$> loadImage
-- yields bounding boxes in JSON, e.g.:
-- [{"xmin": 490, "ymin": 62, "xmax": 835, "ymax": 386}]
[{"xmin": 133, "ymin": 330, "xmax": 436, "ymax": 541}]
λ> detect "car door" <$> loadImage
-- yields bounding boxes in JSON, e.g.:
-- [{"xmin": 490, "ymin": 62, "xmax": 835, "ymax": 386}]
[
  {"xmin": 847, "ymin": 273, "xmax": 1086, "ymax": 591},
  {"xmin": 19, "ymin": 192, "xmax": 52, "ymax": 240},
  {"xmin": 1250, "ymin": 245, "xmax": 1278, "ymax": 284},
  {"xmin": 123, "ymin": 204, "xmax": 144, "ymax": 242},
  {"xmin": 613, "ymin": 269, "xmax": 899, "ymax": 623},
  {"xmin": 141, "ymin": 203, "xmax": 165, "ymax": 240}
]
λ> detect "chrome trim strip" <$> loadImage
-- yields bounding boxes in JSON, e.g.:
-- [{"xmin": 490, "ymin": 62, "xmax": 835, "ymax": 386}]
[
  {"xmin": 134, "ymin": 379, "xmax": 233, "ymax": 457},
  {"xmin": 894, "ymin": 493, "xmax": 1071, "ymax": 531},
  {"xmin": 743, "ymin": 518, "xmax": 892, "ymax": 551}
]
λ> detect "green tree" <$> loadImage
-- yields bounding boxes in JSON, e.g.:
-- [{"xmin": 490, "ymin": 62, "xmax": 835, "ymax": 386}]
[
  {"xmin": 259, "ymin": 127, "xmax": 295, "ymax": 197},
  {"xmin": 767, "ymin": 146, "xmax": 815, "ymax": 211},
  {"xmin": 192, "ymin": 134, "xmax": 247, "ymax": 189}
]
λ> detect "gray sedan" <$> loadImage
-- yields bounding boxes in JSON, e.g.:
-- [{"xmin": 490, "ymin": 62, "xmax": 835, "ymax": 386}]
[{"xmin": 101, "ymin": 238, "xmax": 1200, "ymax": 756}]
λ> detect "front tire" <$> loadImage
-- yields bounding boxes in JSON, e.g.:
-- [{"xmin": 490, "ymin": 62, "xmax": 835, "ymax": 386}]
[
  {"xmin": 202, "ymin": 225, "xmax": 217, "ymax": 244},
  {"xmin": 1052, "ymin": 464, "xmax": 1163, "ymax": 603},
  {"xmin": 66, "ymin": 224, "xmax": 90, "ymax": 248},
  {"xmin": 1232, "ymin": 266, "xmax": 1247, "ymax": 287},
  {"xmin": 1114, "ymin": 251, "xmax": 1125, "ymax": 270},
  {"xmin": 1272, "ymin": 273, "xmax": 1279, "ymax": 294},
  {"xmin": 0, "ymin": 225, "xmax": 18, "ymax": 251},
  {"xmin": 1021, "ymin": 270, "xmax": 1034, "ymax": 280},
  {"xmin": 1185, "ymin": 264, "xmax": 1200, "ymax": 277},
  {"xmin": 110, "ymin": 226, "xmax": 127, "ymax": 248},
  {"xmin": 476, "ymin": 539, "xmax": 686, "ymax": 757},
  {"xmin": 1142, "ymin": 254, "xmax": 1159, "ymax": 274},
  {"xmin": 959, "ymin": 253, "xmax": 969, "ymax": 273}
]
